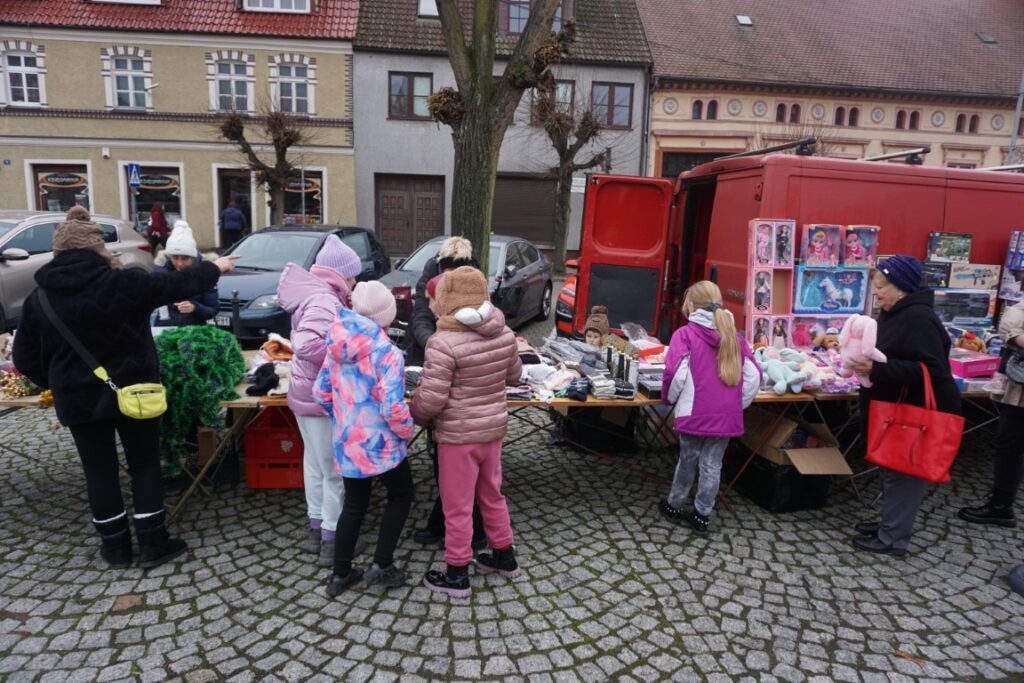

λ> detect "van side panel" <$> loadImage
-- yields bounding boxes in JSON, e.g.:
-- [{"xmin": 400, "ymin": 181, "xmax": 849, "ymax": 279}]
[{"xmin": 944, "ymin": 175, "xmax": 1024, "ymax": 265}]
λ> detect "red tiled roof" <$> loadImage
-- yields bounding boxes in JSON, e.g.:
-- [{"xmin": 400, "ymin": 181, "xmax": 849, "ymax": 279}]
[
  {"xmin": 356, "ymin": 0, "xmax": 652, "ymax": 66},
  {"xmin": 636, "ymin": 0, "xmax": 1024, "ymax": 99},
  {"xmin": 0, "ymin": 0, "xmax": 359, "ymax": 40}
]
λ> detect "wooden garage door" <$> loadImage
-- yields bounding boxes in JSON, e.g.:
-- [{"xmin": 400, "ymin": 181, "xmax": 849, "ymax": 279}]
[
  {"xmin": 491, "ymin": 175, "xmax": 557, "ymax": 246},
  {"xmin": 375, "ymin": 174, "xmax": 444, "ymax": 256}
]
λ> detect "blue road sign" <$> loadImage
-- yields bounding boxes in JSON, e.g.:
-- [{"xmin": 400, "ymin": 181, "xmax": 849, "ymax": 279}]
[{"xmin": 128, "ymin": 163, "xmax": 142, "ymax": 189}]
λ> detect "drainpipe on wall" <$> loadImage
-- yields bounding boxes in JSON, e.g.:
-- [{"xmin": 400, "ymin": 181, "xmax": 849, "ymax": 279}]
[{"xmin": 640, "ymin": 67, "xmax": 655, "ymax": 176}]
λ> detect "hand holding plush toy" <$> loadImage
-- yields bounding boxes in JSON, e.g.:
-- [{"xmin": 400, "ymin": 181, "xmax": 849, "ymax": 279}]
[{"xmin": 838, "ymin": 315, "xmax": 887, "ymax": 387}]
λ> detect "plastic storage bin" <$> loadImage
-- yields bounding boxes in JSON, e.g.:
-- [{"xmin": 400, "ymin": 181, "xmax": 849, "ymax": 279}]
[{"xmin": 244, "ymin": 407, "xmax": 304, "ymax": 489}]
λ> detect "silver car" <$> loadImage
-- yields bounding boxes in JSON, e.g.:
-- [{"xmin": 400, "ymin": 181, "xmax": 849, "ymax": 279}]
[{"xmin": 0, "ymin": 210, "xmax": 154, "ymax": 330}]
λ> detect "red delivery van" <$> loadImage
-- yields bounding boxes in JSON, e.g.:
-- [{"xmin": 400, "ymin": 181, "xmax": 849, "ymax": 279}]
[{"xmin": 569, "ymin": 154, "xmax": 1024, "ymax": 341}]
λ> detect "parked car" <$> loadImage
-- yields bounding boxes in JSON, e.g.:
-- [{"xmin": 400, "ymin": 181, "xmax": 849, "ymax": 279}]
[
  {"xmin": 379, "ymin": 234, "xmax": 553, "ymax": 342},
  {"xmin": 214, "ymin": 225, "xmax": 390, "ymax": 342},
  {"xmin": 0, "ymin": 210, "xmax": 154, "ymax": 330},
  {"xmin": 555, "ymin": 262, "xmax": 577, "ymax": 337}
]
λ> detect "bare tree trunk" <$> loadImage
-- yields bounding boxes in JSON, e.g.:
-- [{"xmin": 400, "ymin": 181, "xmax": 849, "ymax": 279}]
[
  {"xmin": 450, "ymin": 113, "xmax": 502, "ymax": 274},
  {"xmin": 269, "ymin": 185, "xmax": 285, "ymax": 226},
  {"xmin": 552, "ymin": 166, "xmax": 573, "ymax": 274}
]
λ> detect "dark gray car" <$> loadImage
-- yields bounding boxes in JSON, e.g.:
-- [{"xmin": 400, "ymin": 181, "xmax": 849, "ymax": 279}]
[{"xmin": 378, "ymin": 234, "xmax": 553, "ymax": 342}]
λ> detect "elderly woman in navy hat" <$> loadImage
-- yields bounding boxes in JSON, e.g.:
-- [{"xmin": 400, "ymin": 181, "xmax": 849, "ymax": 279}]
[{"xmin": 846, "ymin": 254, "xmax": 962, "ymax": 556}]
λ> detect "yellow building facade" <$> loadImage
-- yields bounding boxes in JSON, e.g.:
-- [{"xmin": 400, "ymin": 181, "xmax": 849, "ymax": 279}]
[
  {"xmin": 649, "ymin": 86, "xmax": 1021, "ymax": 177},
  {"xmin": 0, "ymin": 27, "xmax": 355, "ymax": 248}
]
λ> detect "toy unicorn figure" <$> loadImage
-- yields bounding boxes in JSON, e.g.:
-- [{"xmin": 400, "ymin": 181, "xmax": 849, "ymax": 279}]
[
  {"xmin": 756, "ymin": 224, "xmax": 772, "ymax": 264},
  {"xmin": 838, "ymin": 315, "xmax": 887, "ymax": 387},
  {"xmin": 819, "ymin": 277, "xmax": 854, "ymax": 307}
]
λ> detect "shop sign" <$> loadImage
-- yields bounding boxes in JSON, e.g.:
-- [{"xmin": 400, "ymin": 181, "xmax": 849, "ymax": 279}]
[
  {"xmin": 138, "ymin": 174, "xmax": 178, "ymax": 191},
  {"xmin": 40, "ymin": 172, "xmax": 88, "ymax": 189},
  {"xmin": 286, "ymin": 178, "xmax": 321, "ymax": 193}
]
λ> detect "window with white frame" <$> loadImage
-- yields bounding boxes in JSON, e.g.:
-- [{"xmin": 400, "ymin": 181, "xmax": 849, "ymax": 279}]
[
  {"xmin": 205, "ymin": 52, "xmax": 255, "ymax": 113},
  {"xmin": 244, "ymin": 0, "xmax": 309, "ymax": 12},
  {"xmin": 269, "ymin": 55, "xmax": 317, "ymax": 116},
  {"xmin": 0, "ymin": 41, "xmax": 47, "ymax": 108},
  {"xmin": 101, "ymin": 47, "xmax": 153, "ymax": 111}
]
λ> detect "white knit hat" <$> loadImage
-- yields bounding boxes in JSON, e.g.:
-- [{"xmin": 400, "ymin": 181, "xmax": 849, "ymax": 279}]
[{"xmin": 165, "ymin": 220, "xmax": 198, "ymax": 258}]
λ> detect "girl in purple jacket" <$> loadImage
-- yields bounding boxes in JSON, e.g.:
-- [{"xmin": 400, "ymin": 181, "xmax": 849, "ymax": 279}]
[
  {"xmin": 659, "ymin": 281, "xmax": 761, "ymax": 534},
  {"xmin": 276, "ymin": 235, "xmax": 362, "ymax": 566}
]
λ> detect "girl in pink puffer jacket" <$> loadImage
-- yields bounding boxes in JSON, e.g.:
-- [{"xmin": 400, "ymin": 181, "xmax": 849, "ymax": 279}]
[{"xmin": 411, "ymin": 266, "xmax": 523, "ymax": 598}]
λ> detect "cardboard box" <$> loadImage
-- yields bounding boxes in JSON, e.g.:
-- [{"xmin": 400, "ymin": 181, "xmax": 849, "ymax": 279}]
[
  {"xmin": 197, "ymin": 427, "xmax": 219, "ymax": 466},
  {"xmin": 948, "ymin": 263, "xmax": 1001, "ymax": 290},
  {"xmin": 948, "ymin": 348, "xmax": 1000, "ymax": 378},
  {"xmin": 740, "ymin": 407, "xmax": 853, "ymax": 475}
]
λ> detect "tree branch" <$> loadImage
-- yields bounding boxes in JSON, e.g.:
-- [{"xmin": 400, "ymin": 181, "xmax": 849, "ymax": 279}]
[
  {"xmin": 436, "ymin": 0, "xmax": 472, "ymax": 93},
  {"xmin": 571, "ymin": 152, "xmax": 607, "ymax": 173},
  {"xmin": 494, "ymin": 0, "xmax": 564, "ymax": 120}
]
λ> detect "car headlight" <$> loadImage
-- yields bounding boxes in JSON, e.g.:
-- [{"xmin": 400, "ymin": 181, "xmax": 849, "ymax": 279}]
[
  {"xmin": 248, "ymin": 294, "xmax": 280, "ymax": 310},
  {"xmin": 556, "ymin": 300, "xmax": 572, "ymax": 317}
]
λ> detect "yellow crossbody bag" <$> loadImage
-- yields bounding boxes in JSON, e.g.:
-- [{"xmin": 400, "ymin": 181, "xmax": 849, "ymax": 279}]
[{"xmin": 38, "ymin": 289, "xmax": 167, "ymax": 420}]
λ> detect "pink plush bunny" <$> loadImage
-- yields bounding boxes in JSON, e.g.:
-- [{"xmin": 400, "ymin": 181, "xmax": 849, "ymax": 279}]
[{"xmin": 838, "ymin": 315, "xmax": 887, "ymax": 387}]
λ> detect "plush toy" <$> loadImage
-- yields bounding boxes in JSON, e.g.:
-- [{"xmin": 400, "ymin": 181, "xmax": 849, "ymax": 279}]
[
  {"xmin": 956, "ymin": 331, "xmax": 987, "ymax": 353},
  {"xmin": 754, "ymin": 347, "xmax": 808, "ymax": 395},
  {"xmin": 813, "ymin": 331, "xmax": 840, "ymax": 352},
  {"xmin": 792, "ymin": 322, "xmax": 812, "ymax": 348},
  {"xmin": 779, "ymin": 349, "xmax": 813, "ymax": 392},
  {"xmin": 838, "ymin": 315, "xmax": 887, "ymax": 388}
]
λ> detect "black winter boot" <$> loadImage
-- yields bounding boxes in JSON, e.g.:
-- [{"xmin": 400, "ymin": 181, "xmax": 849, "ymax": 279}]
[
  {"xmin": 133, "ymin": 510, "xmax": 188, "ymax": 569},
  {"xmin": 685, "ymin": 510, "xmax": 710, "ymax": 535},
  {"xmin": 424, "ymin": 563, "xmax": 471, "ymax": 598},
  {"xmin": 93, "ymin": 513, "xmax": 132, "ymax": 569},
  {"xmin": 958, "ymin": 495, "xmax": 1017, "ymax": 528},
  {"xmin": 475, "ymin": 546, "xmax": 522, "ymax": 579}
]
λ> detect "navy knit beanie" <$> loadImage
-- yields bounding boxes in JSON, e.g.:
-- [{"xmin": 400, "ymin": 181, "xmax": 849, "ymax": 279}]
[{"xmin": 877, "ymin": 254, "xmax": 924, "ymax": 294}]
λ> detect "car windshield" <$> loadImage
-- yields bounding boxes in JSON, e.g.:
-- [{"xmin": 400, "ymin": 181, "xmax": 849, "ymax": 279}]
[
  {"xmin": 400, "ymin": 241, "xmax": 502, "ymax": 277},
  {"xmin": 228, "ymin": 233, "xmax": 321, "ymax": 271},
  {"xmin": 0, "ymin": 222, "xmax": 17, "ymax": 239}
]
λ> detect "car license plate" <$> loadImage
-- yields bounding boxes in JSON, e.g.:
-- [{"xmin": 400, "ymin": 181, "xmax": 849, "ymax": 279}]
[{"xmin": 215, "ymin": 313, "xmax": 232, "ymax": 328}]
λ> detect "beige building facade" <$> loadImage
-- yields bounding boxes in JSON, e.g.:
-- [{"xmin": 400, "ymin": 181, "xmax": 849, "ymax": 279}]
[
  {"xmin": 649, "ymin": 86, "xmax": 1022, "ymax": 177},
  {"xmin": 0, "ymin": 27, "xmax": 355, "ymax": 248}
]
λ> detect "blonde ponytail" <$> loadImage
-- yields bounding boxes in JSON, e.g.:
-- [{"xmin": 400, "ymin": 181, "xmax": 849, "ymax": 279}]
[{"xmin": 683, "ymin": 281, "xmax": 741, "ymax": 386}]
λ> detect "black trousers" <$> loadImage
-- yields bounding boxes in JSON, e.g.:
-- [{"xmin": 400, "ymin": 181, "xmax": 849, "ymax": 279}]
[
  {"xmin": 993, "ymin": 403, "xmax": 1024, "ymax": 504},
  {"xmin": 67, "ymin": 416, "xmax": 163, "ymax": 521},
  {"xmin": 334, "ymin": 458, "xmax": 414, "ymax": 576},
  {"xmin": 220, "ymin": 229, "xmax": 245, "ymax": 250},
  {"xmin": 425, "ymin": 434, "xmax": 485, "ymax": 542}
]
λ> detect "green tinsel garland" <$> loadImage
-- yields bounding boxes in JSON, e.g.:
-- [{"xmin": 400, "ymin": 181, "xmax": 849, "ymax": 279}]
[{"xmin": 155, "ymin": 326, "xmax": 247, "ymax": 477}]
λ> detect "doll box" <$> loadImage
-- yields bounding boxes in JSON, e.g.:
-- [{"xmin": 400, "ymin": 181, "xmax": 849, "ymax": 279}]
[
  {"xmin": 801, "ymin": 224, "xmax": 841, "ymax": 267},
  {"xmin": 772, "ymin": 219, "xmax": 796, "ymax": 268},
  {"xmin": 749, "ymin": 220, "xmax": 776, "ymax": 267},
  {"xmin": 841, "ymin": 226, "xmax": 880, "ymax": 267},
  {"xmin": 948, "ymin": 348, "xmax": 999, "ymax": 378},
  {"xmin": 793, "ymin": 266, "xmax": 869, "ymax": 315}
]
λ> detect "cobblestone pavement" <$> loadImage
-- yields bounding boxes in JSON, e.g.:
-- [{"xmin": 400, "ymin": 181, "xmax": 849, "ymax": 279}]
[{"xmin": 1, "ymin": 403, "xmax": 1023, "ymax": 682}]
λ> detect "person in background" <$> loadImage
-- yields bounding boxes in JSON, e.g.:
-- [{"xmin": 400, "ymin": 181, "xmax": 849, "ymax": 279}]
[
  {"xmin": 959, "ymin": 299, "xmax": 1024, "ymax": 528},
  {"xmin": 406, "ymin": 237, "xmax": 486, "ymax": 552},
  {"xmin": 847, "ymin": 255, "xmax": 961, "ymax": 556},
  {"xmin": 219, "ymin": 199, "xmax": 249, "ymax": 249},
  {"xmin": 277, "ymin": 235, "xmax": 364, "ymax": 566},
  {"xmin": 153, "ymin": 221, "xmax": 217, "ymax": 327},
  {"xmin": 316, "ymin": 281, "xmax": 415, "ymax": 596},
  {"xmin": 12, "ymin": 206, "xmax": 236, "ymax": 569},
  {"xmin": 659, "ymin": 281, "xmax": 761, "ymax": 534},
  {"xmin": 583, "ymin": 306, "xmax": 609, "ymax": 347},
  {"xmin": 412, "ymin": 267, "xmax": 523, "ymax": 598},
  {"xmin": 146, "ymin": 202, "xmax": 170, "ymax": 252}
]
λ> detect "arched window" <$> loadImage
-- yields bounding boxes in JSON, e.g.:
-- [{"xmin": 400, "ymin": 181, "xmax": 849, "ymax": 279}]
[
  {"xmin": 706, "ymin": 99, "xmax": 718, "ymax": 120},
  {"xmin": 955, "ymin": 114, "xmax": 966, "ymax": 133},
  {"xmin": 909, "ymin": 111, "xmax": 920, "ymax": 130},
  {"xmin": 834, "ymin": 106, "xmax": 845, "ymax": 126},
  {"xmin": 789, "ymin": 103, "xmax": 801, "ymax": 124},
  {"xmin": 848, "ymin": 107, "xmax": 859, "ymax": 127},
  {"xmin": 969, "ymin": 114, "xmax": 980, "ymax": 134},
  {"xmin": 776, "ymin": 103, "xmax": 786, "ymax": 122},
  {"xmin": 895, "ymin": 110, "xmax": 906, "ymax": 129},
  {"xmin": 691, "ymin": 99, "xmax": 703, "ymax": 120}
]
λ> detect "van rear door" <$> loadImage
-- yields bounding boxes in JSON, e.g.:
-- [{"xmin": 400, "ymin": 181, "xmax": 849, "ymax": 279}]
[{"xmin": 576, "ymin": 174, "xmax": 675, "ymax": 337}]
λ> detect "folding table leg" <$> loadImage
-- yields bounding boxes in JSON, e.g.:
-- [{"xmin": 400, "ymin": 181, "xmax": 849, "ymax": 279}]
[{"xmin": 717, "ymin": 403, "xmax": 792, "ymax": 505}]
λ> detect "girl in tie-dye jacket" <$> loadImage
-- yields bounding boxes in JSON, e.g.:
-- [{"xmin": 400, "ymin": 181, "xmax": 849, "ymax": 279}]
[{"xmin": 314, "ymin": 292, "xmax": 415, "ymax": 596}]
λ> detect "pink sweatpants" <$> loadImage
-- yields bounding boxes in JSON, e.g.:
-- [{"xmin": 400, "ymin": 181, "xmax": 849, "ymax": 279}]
[{"xmin": 438, "ymin": 439, "xmax": 515, "ymax": 566}]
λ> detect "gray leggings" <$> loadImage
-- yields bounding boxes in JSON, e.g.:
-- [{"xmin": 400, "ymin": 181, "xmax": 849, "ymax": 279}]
[{"xmin": 667, "ymin": 434, "xmax": 730, "ymax": 516}]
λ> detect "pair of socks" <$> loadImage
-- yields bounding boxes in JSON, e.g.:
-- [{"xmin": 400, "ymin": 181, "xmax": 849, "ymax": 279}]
[{"xmin": 310, "ymin": 517, "xmax": 336, "ymax": 542}]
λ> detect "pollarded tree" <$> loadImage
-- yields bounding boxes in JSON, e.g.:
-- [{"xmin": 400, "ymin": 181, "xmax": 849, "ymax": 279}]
[
  {"xmin": 218, "ymin": 110, "xmax": 306, "ymax": 226},
  {"xmin": 429, "ymin": 0, "xmax": 572, "ymax": 273}
]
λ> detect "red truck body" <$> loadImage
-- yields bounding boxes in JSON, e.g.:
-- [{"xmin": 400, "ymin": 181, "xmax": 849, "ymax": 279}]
[{"xmin": 572, "ymin": 154, "xmax": 1024, "ymax": 341}]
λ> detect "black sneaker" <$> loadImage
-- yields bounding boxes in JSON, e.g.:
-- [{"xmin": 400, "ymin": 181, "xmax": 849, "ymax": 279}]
[
  {"xmin": 423, "ymin": 564, "xmax": 471, "ymax": 598},
  {"xmin": 660, "ymin": 500, "xmax": 684, "ymax": 523},
  {"xmin": 365, "ymin": 563, "xmax": 406, "ymax": 588},
  {"xmin": 325, "ymin": 569, "xmax": 364, "ymax": 597},
  {"xmin": 412, "ymin": 528, "xmax": 443, "ymax": 545},
  {"xmin": 854, "ymin": 521, "xmax": 880, "ymax": 536},
  {"xmin": 958, "ymin": 498, "xmax": 1017, "ymax": 528},
  {"xmin": 475, "ymin": 546, "xmax": 522, "ymax": 579},
  {"xmin": 685, "ymin": 510, "xmax": 710, "ymax": 535}
]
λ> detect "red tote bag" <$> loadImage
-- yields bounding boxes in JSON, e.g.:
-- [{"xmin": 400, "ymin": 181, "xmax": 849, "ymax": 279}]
[{"xmin": 865, "ymin": 362, "xmax": 965, "ymax": 483}]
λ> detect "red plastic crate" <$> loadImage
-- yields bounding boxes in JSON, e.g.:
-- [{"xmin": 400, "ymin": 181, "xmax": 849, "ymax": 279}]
[{"xmin": 244, "ymin": 407, "xmax": 304, "ymax": 489}]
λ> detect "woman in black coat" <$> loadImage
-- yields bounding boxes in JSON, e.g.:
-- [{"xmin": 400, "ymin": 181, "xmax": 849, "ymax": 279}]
[
  {"xmin": 153, "ymin": 221, "xmax": 218, "ymax": 327},
  {"xmin": 13, "ymin": 207, "xmax": 236, "ymax": 570},
  {"xmin": 847, "ymin": 255, "xmax": 961, "ymax": 556}
]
